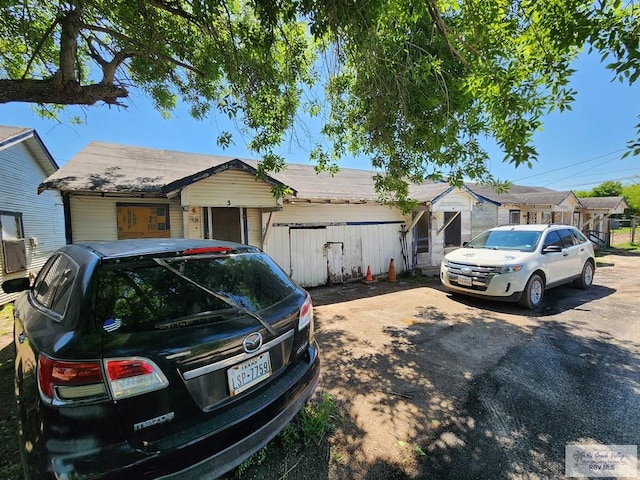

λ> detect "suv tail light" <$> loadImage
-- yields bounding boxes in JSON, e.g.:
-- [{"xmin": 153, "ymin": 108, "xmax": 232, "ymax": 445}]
[
  {"xmin": 38, "ymin": 354, "xmax": 169, "ymax": 405},
  {"xmin": 298, "ymin": 295, "xmax": 312, "ymax": 331},
  {"xmin": 105, "ymin": 358, "xmax": 169, "ymax": 399},
  {"xmin": 38, "ymin": 354, "xmax": 106, "ymax": 404}
]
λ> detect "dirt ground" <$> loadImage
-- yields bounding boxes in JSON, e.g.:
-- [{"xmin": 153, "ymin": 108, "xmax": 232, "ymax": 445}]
[
  {"xmin": 239, "ymin": 248, "xmax": 640, "ymax": 479},
  {"xmin": 2, "ymin": 250, "xmax": 639, "ymax": 479}
]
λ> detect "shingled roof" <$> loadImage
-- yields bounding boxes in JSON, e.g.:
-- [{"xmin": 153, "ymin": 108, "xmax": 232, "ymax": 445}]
[
  {"xmin": 1, "ymin": 125, "xmax": 58, "ymax": 175},
  {"xmin": 40, "ymin": 141, "xmax": 447, "ymax": 203},
  {"xmin": 577, "ymin": 196, "xmax": 629, "ymax": 210}
]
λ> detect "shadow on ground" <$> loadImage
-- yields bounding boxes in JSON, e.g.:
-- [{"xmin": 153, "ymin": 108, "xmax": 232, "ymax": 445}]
[
  {"xmin": 0, "ymin": 340, "xmax": 21, "ymax": 480},
  {"xmin": 309, "ymin": 298, "xmax": 640, "ymax": 479}
]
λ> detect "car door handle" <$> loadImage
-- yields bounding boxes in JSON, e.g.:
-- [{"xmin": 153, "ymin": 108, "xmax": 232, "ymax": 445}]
[{"xmin": 17, "ymin": 332, "xmax": 25, "ymax": 344}]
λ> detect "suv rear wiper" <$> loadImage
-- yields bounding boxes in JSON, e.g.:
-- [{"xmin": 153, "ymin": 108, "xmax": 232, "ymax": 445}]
[
  {"xmin": 155, "ymin": 308, "xmax": 240, "ymax": 330},
  {"xmin": 153, "ymin": 258, "xmax": 276, "ymax": 335}
]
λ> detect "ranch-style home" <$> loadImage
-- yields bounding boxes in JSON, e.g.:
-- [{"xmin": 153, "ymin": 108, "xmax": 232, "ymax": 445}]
[
  {"xmin": 39, "ymin": 141, "xmax": 629, "ymax": 287},
  {"xmin": 0, "ymin": 125, "xmax": 66, "ymax": 305}
]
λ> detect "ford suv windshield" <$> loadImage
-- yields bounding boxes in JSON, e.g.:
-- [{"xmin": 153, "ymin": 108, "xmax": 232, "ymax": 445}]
[{"xmin": 466, "ymin": 230, "xmax": 542, "ymax": 252}]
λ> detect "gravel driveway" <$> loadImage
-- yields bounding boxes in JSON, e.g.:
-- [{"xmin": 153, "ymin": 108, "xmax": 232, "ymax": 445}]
[{"xmin": 308, "ymin": 250, "xmax": 640, "ymax": 479}]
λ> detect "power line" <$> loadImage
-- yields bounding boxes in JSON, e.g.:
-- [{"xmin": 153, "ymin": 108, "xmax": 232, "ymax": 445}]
[{"xmin": 512, "ymin": 148, "xmax": 629, "ymax": 182}]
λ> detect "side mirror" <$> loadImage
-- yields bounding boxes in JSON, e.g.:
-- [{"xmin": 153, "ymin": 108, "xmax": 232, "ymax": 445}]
[
  {"xmin": 2, "ymin": 277, "xmax": 31, "ymax": 293},
  {"xmin": 542, "ymin": 245, "xmax": 562, "ymax": 254}
]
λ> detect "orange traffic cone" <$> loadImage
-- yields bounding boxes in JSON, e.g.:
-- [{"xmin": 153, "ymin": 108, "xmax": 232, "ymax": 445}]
[
  {"xmin": 387, "ymin": 258, "xmax": 397, "ymax": 282},
  {"xmin": 364, "ymin": 265, "xmax": 375, "ymax": 283}
]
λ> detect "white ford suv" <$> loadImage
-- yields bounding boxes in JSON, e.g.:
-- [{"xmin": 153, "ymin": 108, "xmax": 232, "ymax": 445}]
[{"xmin": 440, "ymin": 224, "xmax": 596, "ymax": 309}]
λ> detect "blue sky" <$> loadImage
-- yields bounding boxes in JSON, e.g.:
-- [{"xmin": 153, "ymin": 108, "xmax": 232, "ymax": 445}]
[{"xmin": 1, "ymin": 51, "xmax": 639, "ymax": 193}]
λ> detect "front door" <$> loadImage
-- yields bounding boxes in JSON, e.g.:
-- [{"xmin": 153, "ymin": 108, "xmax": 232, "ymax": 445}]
[{"xmin": 208, "ymin": 208, "xmax": 241, "ymax": 242}]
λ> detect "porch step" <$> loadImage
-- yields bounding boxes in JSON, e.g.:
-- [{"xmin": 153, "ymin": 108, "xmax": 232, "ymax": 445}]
[{"xmin": 415, "ymin": 265, "xmax": 440, "ymax": 277}]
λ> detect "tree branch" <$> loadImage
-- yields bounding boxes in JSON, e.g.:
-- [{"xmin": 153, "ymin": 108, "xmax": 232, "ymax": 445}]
[
  {"xmin": 81, "ymin": 23, "xmax": 206, "ymax": 76},
  {"xmin": 424, "ymin": 0, "xmax": 468, "ymax": 67},
  {"xmin": 22, "ymin": 18, "xmax": 60, "ymax": 79},
  {"xmin": 0, "ymin": 78, "xmax": 128, "ymax": 105}
]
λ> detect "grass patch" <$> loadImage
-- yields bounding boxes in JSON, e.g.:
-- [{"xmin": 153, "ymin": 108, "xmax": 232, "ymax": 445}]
[
  {"xmin": 232, "ymin": 393, "xmax": 343, "ymax": 479},
  {"xmin": 279, "ymin": 393, "xmax": 343, "ymax": 449},
  {"xmin": 610, "ymin": 242, "xmax": 640, "ymax": 252},
  {"xmin": 0, "ymin": 303, "xmax": 13, "ymax": 337},
  {"xmin": 0, "ymin": 302, "xmax": 20, "ymax": 480}
]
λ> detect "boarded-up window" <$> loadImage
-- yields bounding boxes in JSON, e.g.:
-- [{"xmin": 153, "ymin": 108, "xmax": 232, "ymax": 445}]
[
  {"xmin": 116, "ymin": 204, "xmax": 171, "ymax": 239},
  {"xmin": 444, "ymin": 212, "xmax": 461, "ymax": 247},
  {"xmin": 1, "ymin": 211, "xmax": 26, "ymax": 273}
]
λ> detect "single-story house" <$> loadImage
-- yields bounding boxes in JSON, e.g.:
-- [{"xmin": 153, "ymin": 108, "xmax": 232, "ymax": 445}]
[
  {"xmin": 577, "ymin": 196, "xmax": 630, "ymax": 246},
  {"xmin": 39, "ymin": 141, "xmax": 630, "ymax": 287},
  {"xmin": 0, "ymin": 125, "xmax": 66, "ymax": 305},
  {"xmin": 40, "ymin": 142, "xmax": 414, "ymax": 287}
]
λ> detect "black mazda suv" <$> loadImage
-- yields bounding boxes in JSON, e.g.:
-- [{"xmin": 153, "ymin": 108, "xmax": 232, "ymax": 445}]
[{"xmin": 2, "ymin": 239, "xmax": 320, "ymax": 479}]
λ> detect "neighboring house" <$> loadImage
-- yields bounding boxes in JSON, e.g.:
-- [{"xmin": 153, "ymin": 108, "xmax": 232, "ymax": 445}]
[
  {"xmin": 577, "ymin": 196, "xmax": 630, "ymax": 247},
  {"xmin": 0, "ymin": 126, "xmax": 66, "ymax": 305},
  {"xmin": 468, "ymin": 184, "xmax": 582, "ymax": 233},
  {"xmin": 467, "ymin": 184, "xmax": 629, "ymax": 248},
  {"xmin": 407, "ymin": 182, "xmax": 480, "ymax": 268}
]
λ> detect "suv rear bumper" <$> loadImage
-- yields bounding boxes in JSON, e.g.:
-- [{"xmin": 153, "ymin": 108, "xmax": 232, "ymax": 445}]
[
  {"xmin": 35, "ymin": 343, "xmax": 320, "ymax": 480},
  {"xmin": 158, "ymin": 342, "xmax": 321, "ymax": 479}
]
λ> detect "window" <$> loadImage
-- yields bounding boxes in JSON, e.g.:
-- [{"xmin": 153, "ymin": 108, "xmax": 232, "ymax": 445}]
[
  {"xmin": 1, "ymin": 211, "xmax": 27, "ymax": 273},
  {"xmin": 542, "ymin": 212, "xmax": 552, "ymax": 224},
  {"xmin": 543, "ymin": 231, "xmax": 563, "ymax": 249},
  {"xmin": 95, "ymin": 252, "xmax": 295, "ymax": 333},
  {"xmin": 116, "ymin": 203, "xmax": 171, "ymax": 239},
  {"xmin": 33, "ymin": 254, "xmax": 78, "ymax": 318},
  {"xmin": 558, "ymin": 228, "xmax": 579, "ymax": 247},
  {"xmin": 509, "ymin": 210, "xmax": 521, "ymax": 225}
]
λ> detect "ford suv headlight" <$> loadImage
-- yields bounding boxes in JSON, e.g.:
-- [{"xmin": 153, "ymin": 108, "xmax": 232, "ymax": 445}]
[{"xmin": 498, "ymin": 264, "xmax": 523, "ymax": 274}]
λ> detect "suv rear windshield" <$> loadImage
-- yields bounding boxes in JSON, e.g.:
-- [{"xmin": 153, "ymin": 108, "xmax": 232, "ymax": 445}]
[
  {"xmin": 95, "ymin": 252, "xmax": 295, "ymax": 333},
  {"xmin": 466, "ymin": 230, "xmax": 542, "ymax": 252}
]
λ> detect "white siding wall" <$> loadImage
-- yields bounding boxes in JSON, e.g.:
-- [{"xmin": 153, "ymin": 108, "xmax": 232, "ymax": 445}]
[
  {"xmin": 497, "ymin": 207, "xmax": 514, "ymax": 226},
  {"xmin": 1, "ymin": 142, "xmax": 66, "ymax": 305},
  {"xmin": 262, "ymin": 203, "xmax": 410, "ymax": 287},
  {"xmin": 186, "ymin": 207, "xmax": 202, "ymax": 239},
  {"xmin": 471, "ymin": 202, "xmax": 498, "ymax": 238},
  {"xmin": 246, "ymin": 208, "xmax": 262, "ymax": 247},
  {"xmin": 181, "ymin": 169, "xmax": 280, "ymax": 208},
  {"xmin": 69, "ymin": 196, "xmax": 184, "ymax": 242},
  {"xmin": 430, "ymin": 189, "xmax": 475, "ymax": 266}
]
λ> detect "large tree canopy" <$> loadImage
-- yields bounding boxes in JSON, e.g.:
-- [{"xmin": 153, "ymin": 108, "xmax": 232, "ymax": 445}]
[{"xmin": 1, "ymin": 1, "xmax": 638, "ymax": 206}]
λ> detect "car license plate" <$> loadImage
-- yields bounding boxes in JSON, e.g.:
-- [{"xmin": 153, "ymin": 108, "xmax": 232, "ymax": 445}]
[
  {"xmin": 457, "ymin": 275, "xmax": 473, "ymax": 287},
  {"xmin": 227, "ymin": 352, "xmax": 272, "ymax": 396}
]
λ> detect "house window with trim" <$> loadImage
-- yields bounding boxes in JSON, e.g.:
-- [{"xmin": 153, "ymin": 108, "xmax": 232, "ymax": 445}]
[
  {"xmin": 542, "ymin": 212, "xmax": 552, "ymax": 224},
  {"xmin": 1, "ymin": 211, "xmax": 27, "ymax": 273},
  {"xmin": 444, "ymin": 212, "xmax": 461, "ymax": 247},
  {"xmin": 116, "ymin": 203, "xmax": 171, "ymax": 240},
  {"xmin": 509, "ymin": 210, "xmax": 521, "ymax": 225}
]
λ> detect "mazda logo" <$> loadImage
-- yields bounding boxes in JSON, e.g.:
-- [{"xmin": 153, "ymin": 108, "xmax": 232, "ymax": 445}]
[{"xmin": 242, "ymin": 332, "xmax": 263, "ymax": 353}]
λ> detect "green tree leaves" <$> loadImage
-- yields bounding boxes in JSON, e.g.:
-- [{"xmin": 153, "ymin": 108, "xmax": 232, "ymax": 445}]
[{"xmin": 1, "ymin": 0, "xmax": 639, "ymax": 203}]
